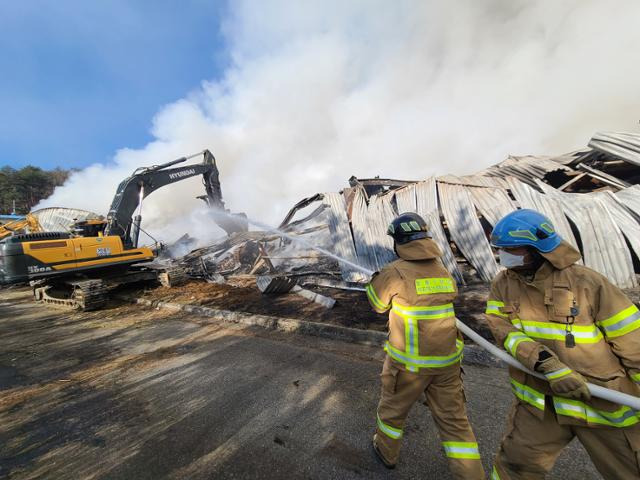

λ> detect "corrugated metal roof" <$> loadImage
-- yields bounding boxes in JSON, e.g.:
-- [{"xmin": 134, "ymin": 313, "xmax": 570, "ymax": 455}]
[
  {"xmin": 322, "ymin": 192, "xmax": 366, "ymax": 282},
  {"xmin": 32, "ymin": 207, "xmax": 100, "ymax": 232},
  {"xmin": 615, "ymin": 185, "xmax": 640, "ymax": 222},
  {"xmin": 589, "ymin": 131, "xmax": 640, "ymax": 166},
  {"xmin": 394, "ymin": 183, "xmax": 417, "ymax": 212},
  {"xmin": 437, "ymin": 180, "xmax": 499, "ymax": 282},
  {"xmin": 349, "ymin": 187, "xmax": 396, "ymax": 273},
  {"xmin": 480, "ymin": 155, "xmax": 574, "ymax": 187},
  {"xmin": 393, "ymin": 179, "xmax": 463, "ymax": 283},
  {"xmin": 439, "ymin": 175, "xmax": 518, "ymax": 226},
  {"xmin": 350, "ymin": 187, "xmax": 378, "ymax": 274},
  {"xmin": 595, "ymin": 191, "xmax": 640, "ymax": 266},
  {"xmin": 537, "ymin": 182, "xmax": 636, "ymax": 289},
  {"xmin": 366, "ymin": 193, "xmax": 397, "ymax": 269}
]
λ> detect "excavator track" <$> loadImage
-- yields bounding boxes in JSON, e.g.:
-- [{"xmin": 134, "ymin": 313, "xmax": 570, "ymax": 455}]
[
  {"xmin": 33, "ymin": 279, "xmax": 108, "ymax": 311},
  {"xmin": 156, "ymin": 266, "xmax": 189, "ymax": 288}
]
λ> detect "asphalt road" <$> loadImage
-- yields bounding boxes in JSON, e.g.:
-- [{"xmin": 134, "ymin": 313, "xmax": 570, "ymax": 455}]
[{"xmin": 0, "ymin": 288, "xmax": 600, "ymax": 479}]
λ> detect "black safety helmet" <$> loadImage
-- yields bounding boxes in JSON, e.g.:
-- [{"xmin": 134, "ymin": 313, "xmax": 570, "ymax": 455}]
[{"xmin": 387, "ymin": 212, "xmax": 431, "ymax": 245}]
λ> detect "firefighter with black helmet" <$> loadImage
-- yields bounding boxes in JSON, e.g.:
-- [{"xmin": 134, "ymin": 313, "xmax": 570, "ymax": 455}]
[{"xmin": 367, "ymin": 212, "xmax": 485, "ymax": 479}]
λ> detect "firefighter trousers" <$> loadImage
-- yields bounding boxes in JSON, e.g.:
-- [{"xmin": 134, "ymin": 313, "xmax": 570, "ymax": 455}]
[
  {"xmin": 375, "ymin": 356, "xmax": 485, "ymax": 479},
  {"xmin": 492, "ymin": 400, "xmax": 640, "ymax": 480}
]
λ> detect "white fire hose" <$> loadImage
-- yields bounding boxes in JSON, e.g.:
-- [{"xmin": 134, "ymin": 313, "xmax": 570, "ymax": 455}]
[{"xmin": 456, "ymin": 319, "xmax": 640, "ymax": 411}]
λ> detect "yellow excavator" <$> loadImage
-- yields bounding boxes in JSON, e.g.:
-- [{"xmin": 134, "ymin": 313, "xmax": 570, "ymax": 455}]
[
  {"xmin": 0, "ymin": 214, "xmax": 43, "ymax": 240},
  {"xmin": 0, "ymin": 150, "xmax": 246, "ymax": 310}
]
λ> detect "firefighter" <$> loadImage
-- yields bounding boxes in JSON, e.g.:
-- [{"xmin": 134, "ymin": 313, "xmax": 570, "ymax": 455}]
[
  {"xmin": 485, "ymin": 209, "xmax": 640, "ymax": 480},
  {"xmin": 366, "ymin": 212, "xmax": 485, "ymax": 479}
]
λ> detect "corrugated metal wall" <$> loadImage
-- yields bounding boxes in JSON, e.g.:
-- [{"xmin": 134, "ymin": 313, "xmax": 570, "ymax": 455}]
[
  {"xmin": 437, "ymin": 181, "xmax": 499, "ymax": 282},
  {"xmin": 596, "ymin": 192, "xmax": 640, "ymax": 268},
  {"xmin": 350, "ymin": 187, "xmax": 378, "ymax": 274},
  {"xmin": 537, "ymin": 182, "xmax": 637, "ymax": 289},
  {"xmin": 322, "ymin": 193, "xmax": 366, "ymax": 282},
  {"xmin": 394, "ymin": 180, "xmax": 463, "ymax": 283},
  {"xmin": 366, "ymin": 194, "xmax": 397, "ymax": 270}
]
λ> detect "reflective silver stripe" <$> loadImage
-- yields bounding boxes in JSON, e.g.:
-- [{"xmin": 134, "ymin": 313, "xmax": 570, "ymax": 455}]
[
  {"xmin": 366, "ymin": 284, "xmax": 389, "ymax": 310},
  {"xmin": 376, "ymin": 413, "xmax": 403, "ymax": 439},
  {"xmin": 522, "ymin": 325, "xmax": 600, "ymax": 339},
  {"xmin": 504, "ymin": 331, "xmax": 534, "ymax": 357},
  {"xmin": 510, "ymin": 378, "xmax": 545, "ymax": 410},
  {"xmin": 441, "ymin": 441, "xmax": 480, "ymax": 459},
  {"xmin": 392, "ymin": 305, "xmax": 455, "ymax": 318},
  {"xmin": 512, "ymin": 320, "xmax": 603, "ymax": 343},
  {"xmin": 552, "ymin": 398, "xmax": 640, "ymax": 427},
  {"xmin": 385, "ymin": 341, "xmax": 464, "ymax": 368},
  {"xmin": 603, "ymin": 311, "xmax": 640, "ymax": 334}
]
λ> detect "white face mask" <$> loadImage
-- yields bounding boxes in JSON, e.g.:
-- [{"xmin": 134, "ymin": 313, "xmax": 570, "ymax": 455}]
[{"xmin": 498, "ymin": 249, "xmax": 526, "ymax": 268}]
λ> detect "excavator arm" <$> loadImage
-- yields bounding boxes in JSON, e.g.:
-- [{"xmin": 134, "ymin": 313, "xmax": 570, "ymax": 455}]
[
  {"xmin": 104, "ymin": 150, "xmax": 246, "ymax": 248},
  {"xmin": 0, "ymin": 214, "xmax": 42, "ymax": 240}
]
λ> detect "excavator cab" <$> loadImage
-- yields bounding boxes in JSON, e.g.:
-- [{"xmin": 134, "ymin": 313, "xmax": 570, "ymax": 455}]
[{"xmin": 71, "ymin": 218, "xmax": 108, "ymax": 238}]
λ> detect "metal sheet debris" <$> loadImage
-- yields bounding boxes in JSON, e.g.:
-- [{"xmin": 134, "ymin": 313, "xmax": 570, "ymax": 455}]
[
  {"xmin": 165, "ymin": 129, "xmax": 639, "ymax": 289},
  {"xmin": 437, "ymin": 180, "xmax": 499, "ymax": 283},
  {"xmin": 537, "ymin": 182, "xmax": 636, "ymax": 288}
]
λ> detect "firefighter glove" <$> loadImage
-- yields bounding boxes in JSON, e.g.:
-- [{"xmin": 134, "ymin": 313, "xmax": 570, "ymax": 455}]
[{"xmin": 535, "ymin": 353, "xmax": 591, "ymax": 401}]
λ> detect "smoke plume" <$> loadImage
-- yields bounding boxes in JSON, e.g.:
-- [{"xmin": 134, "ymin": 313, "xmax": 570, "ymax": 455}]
[{"xmin": 38, "ymin": 0, "xmax": 640, "ymax": 245}]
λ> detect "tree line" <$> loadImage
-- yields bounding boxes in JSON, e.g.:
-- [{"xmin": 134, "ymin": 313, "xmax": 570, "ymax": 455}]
[{"xmin": 0, "ymin": 166, "xmax": 71, "ymax": 214}]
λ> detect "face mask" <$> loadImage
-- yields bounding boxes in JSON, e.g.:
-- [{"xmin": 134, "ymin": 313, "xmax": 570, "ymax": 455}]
[{"xmin": 498, "ymin": 249, "xmax": 526, "ymax": 268}]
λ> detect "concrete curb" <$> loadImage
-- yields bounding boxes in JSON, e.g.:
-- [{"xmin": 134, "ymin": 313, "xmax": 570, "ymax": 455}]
[{"xmin": 121, "ymin": 296, "xmax": 503, "ymax": 368}]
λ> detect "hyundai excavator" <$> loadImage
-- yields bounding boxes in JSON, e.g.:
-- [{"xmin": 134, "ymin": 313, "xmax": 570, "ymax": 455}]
[{"xmin": 0, "ymin": 150, "xmax": 246, "ymax": 310}]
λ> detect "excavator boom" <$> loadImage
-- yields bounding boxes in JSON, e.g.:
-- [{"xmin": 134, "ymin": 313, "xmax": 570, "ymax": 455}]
[
  {"xmin": 0, "ymin": 214, "xmax": 42, "ymax": 240},
  {"xmin": 104, "ymin": 149, "xmax": 245, "ymax": 248}
]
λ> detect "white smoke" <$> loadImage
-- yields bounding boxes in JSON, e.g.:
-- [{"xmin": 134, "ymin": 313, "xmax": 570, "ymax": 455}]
[{"xmin": 38, "ymin": 0, "xmax": 640, "ymax": 246}]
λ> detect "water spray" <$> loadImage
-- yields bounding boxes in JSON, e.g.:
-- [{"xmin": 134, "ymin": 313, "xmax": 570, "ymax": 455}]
[{"xmin": 212, "ymin": 209, "xmax": 640, "ymax": 410}]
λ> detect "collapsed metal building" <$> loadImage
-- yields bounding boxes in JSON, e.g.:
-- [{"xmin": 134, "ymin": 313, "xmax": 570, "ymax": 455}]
[{"xmin": 181, "ymin": 131, "xmax": 640, "ymax": 290}]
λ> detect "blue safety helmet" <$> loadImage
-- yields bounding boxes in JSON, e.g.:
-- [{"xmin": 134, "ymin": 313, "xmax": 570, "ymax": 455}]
[{"xmin": 490, "ymin": 209, "xmax": 562, "ymax": 253}]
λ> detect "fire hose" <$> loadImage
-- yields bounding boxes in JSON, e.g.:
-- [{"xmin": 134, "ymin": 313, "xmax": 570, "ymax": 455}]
[{"xmin": 455, "ymin": 318, "xmax": 640, "ymax": 411}]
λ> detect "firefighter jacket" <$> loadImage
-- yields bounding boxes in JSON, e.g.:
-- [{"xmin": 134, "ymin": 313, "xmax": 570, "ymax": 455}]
[
  {"xmin": 485, "ymin": 240, "xmax": 640, "ymax": 428},
  {"xmin": 366, "ymin": 238, "xmax": 462, "ymax": 375}
]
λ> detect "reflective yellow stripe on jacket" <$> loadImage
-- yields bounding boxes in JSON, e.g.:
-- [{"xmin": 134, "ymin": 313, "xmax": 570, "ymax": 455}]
[
  {"xmin": 511, "ymin": 319, "xmax": 603, "ymax": 344},
  {"xmin": 366, "ymin": 283, "xmax": 390, "ymax": 311},
  {"xmin": 503, "ymin": 331, "xmax": 535, "ymax": 357},
  {"xmin": 392, "ymin": 302, "xmax": 455, "ymax": 320},
  {"xmin": 485, "ymin": 300, "xmax": 507, "ymax": 317},
  {"xmin": 385, "ymin": 339, "xmax": 464, "ymax": 370},
  {"xmin": 510, "ymin": 378, "xmax": 640, "ymax": 427},
  {"xmin": 387, "ymin": 301, "xmax": 459, "ymax": 372},
  {"xmin": 597, "ymin": 305, "xmax": 640, "ymax": 338}
]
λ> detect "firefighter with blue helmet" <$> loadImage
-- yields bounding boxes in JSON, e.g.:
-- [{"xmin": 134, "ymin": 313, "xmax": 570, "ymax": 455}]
[
  {"xmin": 366, "ymin": 212, "xmax": 484, "ymax": 479},
  {"xmin": 486, "ymin": 209, "xmax": 640, "ymax": 479}
]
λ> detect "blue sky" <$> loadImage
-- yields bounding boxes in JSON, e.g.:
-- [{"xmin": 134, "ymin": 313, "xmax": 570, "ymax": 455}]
[{"xmin": 0, "ymin": 1, "xmax": 229, "ymax": 170}]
